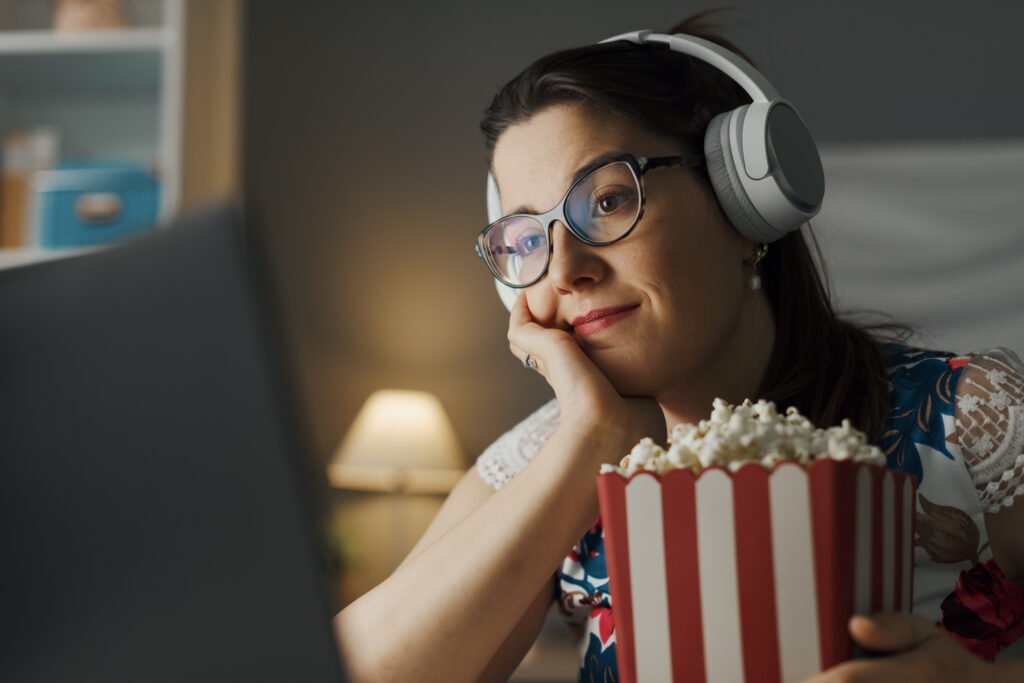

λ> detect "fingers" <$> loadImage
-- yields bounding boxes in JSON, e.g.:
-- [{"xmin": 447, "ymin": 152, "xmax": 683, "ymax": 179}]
[
  {"xmin": 506, "ymin": 289, "xmax": 538, "ymax": 351},
  {"xmin": 508, "ymin": 289, "xmax": 530, "ymax": 328},
  {"xmin": 507, "ymin": 290, "xmax": 558, "ymax": 378},
  {"xmin": 507, "ymin": 294, "xmax": 539, "ymax": 373},
  {"xmin": 849, "ymin": 612, "xmax": 937, "ymax": 654},
  {"xmin": 800, "ymin": 613, "xmax": 985, "ymax": 683},
  {"xmin": 505, "ymin": 289, "xmax": 621, "ymax": 416},
  {"xmin": 509, "ymin": 341, "xmax": 542, "ymax": 374}
]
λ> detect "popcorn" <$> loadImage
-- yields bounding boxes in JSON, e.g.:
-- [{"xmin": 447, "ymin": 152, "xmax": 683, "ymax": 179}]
[
  {"xmin": 603, "ymin": 398, "xmax": 885, "ymax": 477},
  {"xmin": 596, "ymin": 398, "xmax": 911, "ymax": 683}
]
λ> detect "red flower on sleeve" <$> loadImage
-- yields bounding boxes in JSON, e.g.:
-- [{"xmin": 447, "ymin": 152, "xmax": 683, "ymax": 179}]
[{"xmin": 939, "ymin": 559, "xmax": 1024, "ymax": 660}]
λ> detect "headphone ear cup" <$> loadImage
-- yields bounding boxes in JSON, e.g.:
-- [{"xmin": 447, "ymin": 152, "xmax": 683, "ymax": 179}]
[{"xmin": 704, "ymin": 108, "xmax": 785, "ymax": 243}]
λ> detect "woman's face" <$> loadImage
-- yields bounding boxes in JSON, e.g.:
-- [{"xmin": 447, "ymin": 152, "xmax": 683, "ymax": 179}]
[{"xmin": 492, "ymin": 103, "xmax": 762, "ymax": 399}]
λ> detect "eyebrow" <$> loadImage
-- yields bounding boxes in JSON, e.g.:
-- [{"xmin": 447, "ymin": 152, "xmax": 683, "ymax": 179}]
[{"xmin": 505, "ymin": 150, "xmax": 628, "ymax": 216}]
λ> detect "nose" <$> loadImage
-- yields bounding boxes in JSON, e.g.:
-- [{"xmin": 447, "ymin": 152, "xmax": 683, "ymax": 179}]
[{"xmin": 544, "ymin": 219, "xmax": 607, "ymax": 294}]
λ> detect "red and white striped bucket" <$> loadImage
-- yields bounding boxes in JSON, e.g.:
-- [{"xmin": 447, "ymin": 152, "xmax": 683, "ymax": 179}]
[{"xmin": 596, "ymin": 460, "xmax": 915, "ymax": 683}]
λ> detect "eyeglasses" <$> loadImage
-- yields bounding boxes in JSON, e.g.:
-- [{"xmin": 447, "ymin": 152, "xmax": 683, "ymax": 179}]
[{"xmin": 476, "ymin": 153, "xmax": 705, "ymax": 288}]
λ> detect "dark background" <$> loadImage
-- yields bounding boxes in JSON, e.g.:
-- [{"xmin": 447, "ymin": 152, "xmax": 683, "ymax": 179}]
[{"xmin": 242, "ymin": 0, "xmax": 1024, "ymax": 468}]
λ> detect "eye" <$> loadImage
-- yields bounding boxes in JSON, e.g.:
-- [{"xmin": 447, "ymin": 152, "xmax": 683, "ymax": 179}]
[
  {"xmin": 597, "ymin": 194, "xmax": 622, "ymax": 213},
  {"xmin": 515, "ymin": 232, "xmax": 545, "ymax": 256},
  {"xmin": 591, "ymin": 186, "xmax": 635, "ymax": 217}
]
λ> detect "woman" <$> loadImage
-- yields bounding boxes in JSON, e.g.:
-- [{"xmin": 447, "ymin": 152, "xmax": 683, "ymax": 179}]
[{"xmin": 335, "ymin": 11, "xmax": 1024, "ymax": 682}]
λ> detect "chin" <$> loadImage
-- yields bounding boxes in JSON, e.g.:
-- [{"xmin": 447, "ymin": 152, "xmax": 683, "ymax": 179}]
[{"xmin": 596, "ymin": 356, "xmax": 659, "ymax": 398}]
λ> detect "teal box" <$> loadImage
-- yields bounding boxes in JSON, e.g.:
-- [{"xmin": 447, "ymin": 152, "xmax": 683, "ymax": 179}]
[{"xmin": 34, "ymin": 164, "xmax": 161, "ymax": 248}]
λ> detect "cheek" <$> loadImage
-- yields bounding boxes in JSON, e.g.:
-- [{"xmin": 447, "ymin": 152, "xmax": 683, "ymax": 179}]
[{"xmin": 639, "ymin": 222, "xmax": 746, "ymax": 325}]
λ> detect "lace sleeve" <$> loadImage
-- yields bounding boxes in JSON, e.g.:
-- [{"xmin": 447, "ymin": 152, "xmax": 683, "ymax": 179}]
[
  {"xmin": 954, "ymin": 347, "xmax": 1024, "ymax": 514},
  {"xmin": 474, "ymin": 399, "xmax": 560, "ymax": 491}
]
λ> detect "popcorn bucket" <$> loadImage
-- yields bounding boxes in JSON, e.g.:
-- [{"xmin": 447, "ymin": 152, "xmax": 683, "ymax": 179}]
[{"xmin": 596, "ymin": 460, "xmax": 915, "ymax": 683}]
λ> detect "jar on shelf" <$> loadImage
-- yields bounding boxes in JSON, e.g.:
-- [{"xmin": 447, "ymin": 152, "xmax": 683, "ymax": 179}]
[{"xmin": 53, "ymin": 0, "xmax": 127, "ymax": 31}]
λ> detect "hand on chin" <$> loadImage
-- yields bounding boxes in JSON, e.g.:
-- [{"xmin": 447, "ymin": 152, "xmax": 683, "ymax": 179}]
[{"xmin": 509, "ymin": 293, "xmax": 662, "ymax": 444}]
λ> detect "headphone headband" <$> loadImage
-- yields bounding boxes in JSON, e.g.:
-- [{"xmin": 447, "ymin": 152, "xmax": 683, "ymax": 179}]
[{"xmin": 599, "ymin": 31, "xmax": 778, "ymax": 102}]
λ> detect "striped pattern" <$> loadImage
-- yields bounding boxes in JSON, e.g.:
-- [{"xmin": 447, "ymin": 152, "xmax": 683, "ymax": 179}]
[{"xmin": 597, "ymin": 462, "xmax": 915, "ymax": 683}]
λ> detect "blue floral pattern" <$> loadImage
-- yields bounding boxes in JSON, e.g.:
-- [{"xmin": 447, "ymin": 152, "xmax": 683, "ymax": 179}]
[
  {"xmin": 558, "ymin": 520, "xmax": 618, "ymax": 681},
  {"xmin": 879, "ymin": 343, "xmax": 969, "ymax": 486}
]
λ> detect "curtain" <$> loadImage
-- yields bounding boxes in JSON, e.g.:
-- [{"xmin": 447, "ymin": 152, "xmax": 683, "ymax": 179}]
[{"xmin": 813, "ymin": 140, "xmax": 1024, "ymax": 357}]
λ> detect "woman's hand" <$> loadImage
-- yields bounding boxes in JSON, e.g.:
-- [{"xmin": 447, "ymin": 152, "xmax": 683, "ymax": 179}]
[
  {"xmin": 506, "ymin": 292, "xmax": 665, "ymax": 452},
  {"xmin": 801, "ymin": 612, "xmax": 1011, "ymax": 682}
]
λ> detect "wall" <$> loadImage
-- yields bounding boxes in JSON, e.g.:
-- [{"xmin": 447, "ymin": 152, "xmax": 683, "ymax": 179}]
[
  {"xmin": 181, "ymin": 0, "xmax": 242, "ymax": 210},
  {"xmin": 242, "ymin": 0, "xmax": 1024, "ymax": 468}
]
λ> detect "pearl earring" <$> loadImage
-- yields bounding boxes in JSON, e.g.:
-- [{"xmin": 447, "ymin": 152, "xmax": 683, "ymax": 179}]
[{"xmin": 748, "ymin": 243, "xmax": 768, "ymax": 292}]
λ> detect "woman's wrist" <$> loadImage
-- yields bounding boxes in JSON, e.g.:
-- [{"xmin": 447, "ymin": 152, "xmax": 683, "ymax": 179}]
[{"xmin": 550, "ymin": 409, "xmax": 660, "ymax": 475}]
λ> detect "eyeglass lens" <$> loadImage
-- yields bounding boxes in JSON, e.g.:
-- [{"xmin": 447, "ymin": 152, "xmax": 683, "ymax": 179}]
[{"xmin": 484, "ymin": 160, "xmax": 641, "ymax": 286}]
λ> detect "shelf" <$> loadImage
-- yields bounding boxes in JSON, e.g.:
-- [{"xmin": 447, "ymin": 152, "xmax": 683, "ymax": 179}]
[
  {"xmin": 0, "ymin": 28, "xmax": 167, "ymax": 96},
  {"xmin": 0, "ymin": 48, "xmax": 161, "ymax": 95},
  {"xmin": 0, "ymin": 0, "xmax": 231, "ymax": 236},
  {"xmin": 0, "ymin": 245, "xmax": 102, "ymax": 270},
  {"xmin": 0, "ymin": 27, "xmax": 169, "ymax": 55}
]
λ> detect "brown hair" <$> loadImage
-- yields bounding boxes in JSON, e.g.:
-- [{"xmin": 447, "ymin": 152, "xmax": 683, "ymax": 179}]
[{"xmin": 480, "ymin": 8, "xmax": 910, "ymax": 444}]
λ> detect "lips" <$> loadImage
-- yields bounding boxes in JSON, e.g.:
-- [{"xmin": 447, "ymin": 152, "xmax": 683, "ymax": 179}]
[{"xmin": 571, "ymin": 303, "xmax": 640, "ymax": 337}]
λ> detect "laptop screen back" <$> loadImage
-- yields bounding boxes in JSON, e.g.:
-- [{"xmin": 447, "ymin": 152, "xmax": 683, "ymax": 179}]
[{"xmin": 0, "ymin": 206, "xmax": 346, "ymax": 683}]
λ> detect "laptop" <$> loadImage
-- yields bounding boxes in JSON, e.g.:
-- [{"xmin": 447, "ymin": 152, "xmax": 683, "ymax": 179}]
[{"xmin": 0, "ymin": 206, "xmax": 348, "ymax": 683}]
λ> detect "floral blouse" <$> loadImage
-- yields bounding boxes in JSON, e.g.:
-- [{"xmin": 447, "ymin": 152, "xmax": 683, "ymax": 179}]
[{"xmin": 475, "ymin": 344, "xmax": 1024, "ymax": 681}]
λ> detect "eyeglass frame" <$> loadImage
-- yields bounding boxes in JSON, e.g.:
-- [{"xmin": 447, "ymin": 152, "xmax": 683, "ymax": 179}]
[{"xmin": 475, "ymin": 152, "xmax": 706, "ymax": 288}]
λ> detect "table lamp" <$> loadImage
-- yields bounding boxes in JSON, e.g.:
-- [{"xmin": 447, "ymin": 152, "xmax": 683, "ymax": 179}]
[
  {"xmin": 328, "ymin": 389, "xmax": 464, "ymax": 494},
  {"xmin": 328, "ymin": 390, "xmax": 465, "ymax": 602}
]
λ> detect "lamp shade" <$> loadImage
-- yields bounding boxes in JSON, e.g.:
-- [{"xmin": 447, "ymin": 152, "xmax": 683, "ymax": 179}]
[{"xmin": 329, "ymin": 390, "xmax": 464, "ymax": 493}]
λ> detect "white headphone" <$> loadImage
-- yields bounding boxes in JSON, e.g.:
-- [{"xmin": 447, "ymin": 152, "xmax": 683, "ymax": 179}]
[{"xmin": 486, "ymin": 30, "xmax": 825, "ymax": 312}]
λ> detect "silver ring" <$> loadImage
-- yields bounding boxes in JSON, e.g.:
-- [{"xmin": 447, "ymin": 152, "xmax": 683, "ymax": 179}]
[{"xmin": 522, "ymin": 354, "xmax": 537, "ymax": 370}]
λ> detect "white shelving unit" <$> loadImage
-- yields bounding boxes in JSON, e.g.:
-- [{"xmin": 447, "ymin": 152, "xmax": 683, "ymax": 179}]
[
  {"xmin": 0, "ymin": 244, "xmax": 95, "ymax": 269},
  {"xmin": 0, "ymin": 26, "xmax": 167, "ymax": 53},
  {"xmin": 0, "ymin": 0, "xmax": 185, "ymax": 269}
]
